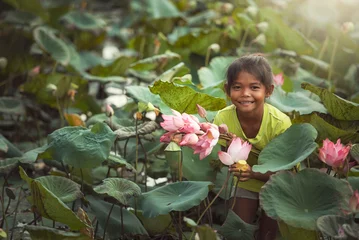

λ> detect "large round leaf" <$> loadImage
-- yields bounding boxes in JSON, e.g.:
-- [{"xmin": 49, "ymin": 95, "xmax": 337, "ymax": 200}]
[
  {"xmin": 61, "ymin": 11, "xmax": 106, "ymax": 30},
  {"xmin": 348, "ymin": 177, "xmax": 359, "ymax": 192},
  {"xmin": 146, "ymin": 0, "xmax": 182, "ymax": 19},
  {"xmin": 182, "ymin": 146, "xmax": 218, "ymax": 182},
  {"xmin": 278, "ymin": 221, "xmax": 317, "ymax": 240},
  {"xmin": 87, "ymin": 196, "xmax": 148, "ymax": 238},
  {"xmin": 93, "ymin": 178, "xmax": 141, "ymax": 206},
  {"xmin": 302, "ymin": 83, "xmax": 359, "ymax": 121},
  {"xmin": 260, "ymin": 169, "xmax": 352, "ymax": 230},
  {"xmin": 317, "ymin": 215, "xmax": 357, "ymax": 239},
  {"xmin": 41, "ymin": 122, "xmax": 116, "ymax": 168},
  {"xmin": 197, "ymin": 57, "xmax": 237, "ymax": 89},
  {"xmin": 138, "ymin": 181, "xmax": 214, "ymax": 218},
  {"xmin": 36, "ymin": 176, "xmax": 82, "ymax": 203},
  {"xmin": 149, "ymin": 81, "xmax": 226, "ymax": 114},
  {"xmin": 19, "ymin": 167, "xmax": 86, "ymax": 230},
  {"xmin": 129, "ymin": 51, "xmax": 180, "ymax": 71},
  {"xmin": 0, "ymin": 158, "xmax": 19, "ymax": 175},
  {"xmin": 131, "ymin": 210, "xmax": 171, "ymax": 236},
  {"xmin": 217, "ymin": 210, "xmax": 257, "ymax": 240},
  {"xmin": 253, "ymin": 124, "xmax": 318, "ymax": 173},
  {"xmin": 0, "ymin": 97, "xmax": 25, "ymax": 115},
  {"xmin": 25, "ymin": 225, "xmax": 88, "ymax": 240},
  {"xmin": 350, "ymin": 144, "xmax": 359, "ymax": 163},
  {"xmin": 33, "ymin": 26, "xmax": 70, "ymax": 65},
  {"xmin": 267, "ymin": 87, "xmax": 327, "ymax": 115}
]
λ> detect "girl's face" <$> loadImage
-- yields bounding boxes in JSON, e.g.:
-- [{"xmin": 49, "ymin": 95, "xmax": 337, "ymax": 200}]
[{"xmin": 227, "ymin": 71, "xmax": 273, "ymax": 116}]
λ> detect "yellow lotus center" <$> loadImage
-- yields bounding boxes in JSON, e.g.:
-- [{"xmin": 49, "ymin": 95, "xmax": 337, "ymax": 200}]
[{"xmin": 235, "ymin": 160, "xmax": 249, "ymax": 171}]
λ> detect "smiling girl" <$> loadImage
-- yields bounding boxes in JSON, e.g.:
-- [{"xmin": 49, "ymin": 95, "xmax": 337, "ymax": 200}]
[{"xmin": 213, "ymin": 54, "xmax": 291, "ymax": 240}]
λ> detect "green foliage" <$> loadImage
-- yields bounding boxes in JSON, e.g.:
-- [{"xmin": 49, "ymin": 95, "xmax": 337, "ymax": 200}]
[
  {"xmin": 40, "ymin": 122, "xmax": 116, "ymax": 168},
  {"xmin": 217, "ymin": 210, "xmax": 257, "ymax": 240},
  {"xmin": 260, "ymin": 169, "xmax": 352, "ymax": 231},
  {"xmin": 253, "ymin": 124, "xmax": 318, "ymax": 173},
  {"xmin": 149, "ymin": 81, "xmax": 226, "ymax": 114},
  {"xmin": 60, "ymin": 11, "xmax": 106, "ymax": 30},
  {"xmin": 25, "ymin": 225, "xmax": 89, "ymax": 240},
  {"xmin": 0, "ymin": 97, "xmax": 25, "ymax": 115},
  {"xmin": 138, "ymin": 181, "xmax": 214, "ymax": 218},
  {"xmin": 93, "ymin": 178, "xmax": 141, "ymax": 205}
]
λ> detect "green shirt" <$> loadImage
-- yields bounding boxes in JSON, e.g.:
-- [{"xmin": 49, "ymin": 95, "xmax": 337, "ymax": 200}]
[{"xmin": 213, "ymin": 103, "xmax": 292, "ymax": 192}]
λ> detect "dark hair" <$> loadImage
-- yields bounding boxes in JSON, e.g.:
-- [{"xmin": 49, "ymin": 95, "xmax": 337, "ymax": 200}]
[{"xmin": 225, "ymin": 54, "xmax": 273, "ymax": 94}]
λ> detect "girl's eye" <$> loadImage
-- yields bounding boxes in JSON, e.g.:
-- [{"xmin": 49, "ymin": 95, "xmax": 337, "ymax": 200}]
[
  {"xmin": 251, "ymin": 86, "xmax": 260, "ymax": 90},
  {"xmin": 232, "ymin": 86, "xmax": 241, "ymax": 90}
]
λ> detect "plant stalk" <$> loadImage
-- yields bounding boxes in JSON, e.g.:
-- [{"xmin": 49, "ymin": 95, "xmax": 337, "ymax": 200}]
[{"xmin": 103, "ymin": 203, "xmax": 115, "ymax": 240}]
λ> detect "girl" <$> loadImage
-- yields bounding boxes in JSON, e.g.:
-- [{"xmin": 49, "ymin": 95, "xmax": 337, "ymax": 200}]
[{"xmin": 213, "ymin": 54, "xmax": 291, "ymax": 240}]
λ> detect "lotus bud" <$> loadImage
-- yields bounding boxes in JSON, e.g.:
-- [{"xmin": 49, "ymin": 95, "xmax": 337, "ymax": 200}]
[
  {"xmin": 209, "ymin": 43, "xmax": 220, "ymax": 53},
  {"xmin": 341, "ymin": 22, "xmax": 354, "ymax": 34},
  {"xmin": 253, "ymin": 33, "xmax": 266, "ymax": 46},
  {"xmin": 196, "ymin": 104, "xmax": 207, "ymax": 118},
  {"xmin": 0, "ymin": 57, "xmax": 8, "ymax": 69},
  {"xmin": 133, "ymin": 112, "xmax": 143, "ymax": 120},
  {"xmin": 349, "ymin": 190, "xmax": 359, "ymax": 212},
  {"xmin": 235, "ymin": 160, "xmax": 249, "ymax": 171},
  {"xmin": 46, "ymin": 83, "xmax": 57, "ymax": 95},
  {"xmin": 221, "ymin": 3, "xmax": 234, "ymax": 14},
  {"xmin": 256, "ymin": 22, "xmax": 269, "ymax": 33},
  {"xmin": 218, "ymin": 124, "xmax": 229, "ymax": 134},
  {"xmin": 106, "ymin": 104, "xmax": 114, "ymax": 117},
  {"xmin": 246, "ymin": 6, "xmax": 258, "ymax": 18},
  {"xmin": 29, "ymin": 66, "xmax": 40, "ymax": 77},
  {"xmin": 145, "ymin": 111, "xmax": 156, "ymax": 121},
  {"xmin": 67, "ymin": 89, "xmax": 77, "ymax": 102}
]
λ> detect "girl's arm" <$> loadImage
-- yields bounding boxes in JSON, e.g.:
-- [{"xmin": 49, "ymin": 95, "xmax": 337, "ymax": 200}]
[{"xmin": 229, "ymin": 165, "xmax": 274, "ymax": 182}]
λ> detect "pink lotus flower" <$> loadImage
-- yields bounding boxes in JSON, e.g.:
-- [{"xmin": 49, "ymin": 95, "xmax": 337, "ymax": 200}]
[
  {"xmin": 196, "ymin": 104, "xmax": 207, "ymax": 118},
  {"xmin": 160, "ymin": 110, "xmax": 201, "ymax": 134},
  {"xmin": 218, "ymin": 138, "xmax": 252, "ymax": 166},
  {"xmin": 106, "ymin": 104, "xmax": 114, "ymax": 117},
  {"xmin": 273, "ymin": 73, "xmax": 284, "ymax": 86},
  {"xmin": 218, "ymin": 124, "xmax": 228, "ymax": 134},
  {"xmin": 193, "ymin": 124, "xmax": 220, "ymax": 160},
  {"xmin": 180, "ymin": 133, "xmax": 199, "ymax": 146},
  {"xmin": 319, "ymin": 139, "xmax": 351, "ymax": 168},
  {"xmin": 349, "ymin": 190, "xmax": 359, "ymax": 212}
]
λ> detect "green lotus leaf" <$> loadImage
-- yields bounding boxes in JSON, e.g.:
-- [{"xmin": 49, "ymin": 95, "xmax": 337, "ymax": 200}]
[
  {"xmin": 217, "ymin": 210, "xmax": 257, "ymax": 240},
  {"xmin": 106, "ymin": 154, "xmax": 135, "ymax": 172},
  {"xmin": 267, "ymin": 87, "xmax": 327, "ymax": 115},
  {"xmin": 156, "ymin": 62, "xmax": 190, "ymax": 83},
  {"xmin": 349, "ymin": 166, "xmax": 359, "ymax": 177},
  {"xmin": 4, "ymin": 10, "xmax": 39, "ymax": 25},
  {"xmin": 253, "ymin": 124, "xmax": 318, "ymax": 174},
  {"xmin": 0, "ymin": 138, "xmax": 7, "ymax": 153},
  {"xmin": 125, "ymin": 86, "xmax": 162, "ymax": 106},
  {"xmin": 292, "ymin": 68, "xmax": 329, "ymax": 91},
  {"xmin": 35, "ymin": 176, "xmax": 82, "ymax": 203},
  {"xmin": 147, "ymin": 157, "xmax": 169, "ymax": 179},
  {"xmin": 0, "ymin": 158, "xmax": 19, "ymax": 175},
  {"xmin": 93, "ymin": 178, "xmax": 141, "ymax": 206},
  {"xmin": 260, "ymin": 169, "xmax": 352, "ymax": 231},
  {"xmin": 302, "ymin": 83, "xmax": 359, "ymax": 121},
  {"xmin": 127, "ymin": 69, "xmax": 157, "ymax": 83},
  {"xmin": 61, "ymin": 11, "xmax": 106, "ymax": 30},
  {"xmin": 149, "ymin": 81, "xmax": 226, "ymax": 114},
  {"xmin": 3, "ymin": 0, "xmax": 49, "ymax": 21},
  {"xmin": 90, "ymin": 56, "xmax": 136, "ymax": 77},
  {"xmin": 278, "ymin": 221, "xmax": 317, "ymax": 240},
  {"xmin": 112, "ymin": 121, "xmax": 160, "ymax": 140},
  {"xmin": 87, "ymin": 196, "xmax": 148, "ymax": 238},
  {"xmin": 24, "ymin": 225, "xmax": 88, "ymax": 240},
  {"xmin": 146, "ymin": 0, "xmax": 182, "ymax": 19},
  {"xmin": 42, "ymin": 122, "xmax": 116, "ymax": 168},
  {"xmin": 0, "ymin": 97, "xmax": 25, "ymax": 115},
  {"xmin": 33, "ymin": 26, "xmax": 70, "ymax": 65},
  {"xmin": 348, "ymin": 177, "xmax": 359, "ymax": 192},
  {"xmin": 350, "ymin": 144, "xmax": 359, "ymax": 163},
  {"xmin": 138, "ymin": 181, "xmax": 214, "ymax": 218},
  {"xmin": 129, "ymin": 51, "xmax": 180, "ymax": 71},
  {"xmin": 182, "ymin": 146, "xmax": 218, "ymax": 182},
  {"xmin": 299, "ymin": 55, "xmax": 329, "ymax": 72},
  {"xmin": 197, "ymin": 57, "xmax": 237, "ymax": 89},
  {"xmin": 196, "ymin": 225, "xmax": 218, "ymax": 240},
  {"xmin": 317, "ymin": 215, "xmax": 357, "ymax": 239},
  {"xmin": 80, "ymin": 71, "xmax": 128, "ymax": 83},
  {"xmin": 292, "ymin": 113, "xmax": 359, "ymax": 144},
  {"xmin": 19, "ymin": 167, "xmax": 86, "ymax": 230},
  {"xmin": 0, "ymin": 135, "xmax": 22, "ymax": 158},
  {"xmin": 132, "ymin": 210, "xmax": 172, "ymax": 236}
]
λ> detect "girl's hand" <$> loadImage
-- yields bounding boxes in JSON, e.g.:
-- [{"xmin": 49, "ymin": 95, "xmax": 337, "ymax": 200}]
[{"xmin": 229, "ymin": 164, "xmax": 253, "ymax": 182}]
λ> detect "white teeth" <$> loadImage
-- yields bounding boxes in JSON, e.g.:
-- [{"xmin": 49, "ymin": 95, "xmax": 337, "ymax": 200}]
[{"xmin": 240, "ymin": 102, "xmax": 253, "ymax": 104}]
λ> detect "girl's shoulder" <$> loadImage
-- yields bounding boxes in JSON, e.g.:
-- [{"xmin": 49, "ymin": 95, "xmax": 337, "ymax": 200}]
[{"xmin": 265, "ymin": 103, "xmax": 290, "ymax": 123}]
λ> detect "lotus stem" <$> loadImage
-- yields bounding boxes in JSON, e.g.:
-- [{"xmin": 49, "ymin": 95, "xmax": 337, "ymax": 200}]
[
  {"xmin": 206, "ymin": 197, "xmax": 213, "ymax": 227},
  {"xmin": 10, "ymin": 187, "xmax": 23, "ymax": 240},
  {"xmin": 120, "ymin": 205, "xmax": 124, "ymax": 239},
  {"xmin": 123, "ymin": 138, "xmax": 129, "ymax": 158},
  {"xmin": 103, "ymin": 203, "xmax": 115, "ymax": 240},
  {"xmin": 326, "ymin": 166, "xmax": 332, "ymax": 175},
  {"xmin": 0, "ymin": 176, "xmax": 9, "ymax": 235},
  {"xmin": 138, "ymin": 138, "xmax": 148, "ymax": 192},
  {"xmin": 189, "ymin": 170, "xmax": 231, "ymax": 240},
  {"xmin": 205, "ymin": 47, "xmax": 211, "ymax": 67},
  {"xmin": 134, "ymin": 118, "xmax": 139, "ymax": 183},
  {"xmin": 231, "ymin": 180, "xmax": 240, "ymax": 210},
  {"xmin": 170, "ymin": 212, "xmax": 182, "ymax": 240},
  {"xmin": 328, "ymin": 36, "xmax": 339, "ymax": 91},
  {"xmin": 312, "ymin": 36, "xmax": 329, "ymax": 74},
  {"xmin": 94, "ymin": 220, "xmax": 99, "ymax": 238},
  {"xmin": 239, "ymin": 26, "xmax": 250, "ymax": 49},
  {"xmin": 56, "ymin": 96, "xmax": 64, "ymax": 128}
]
